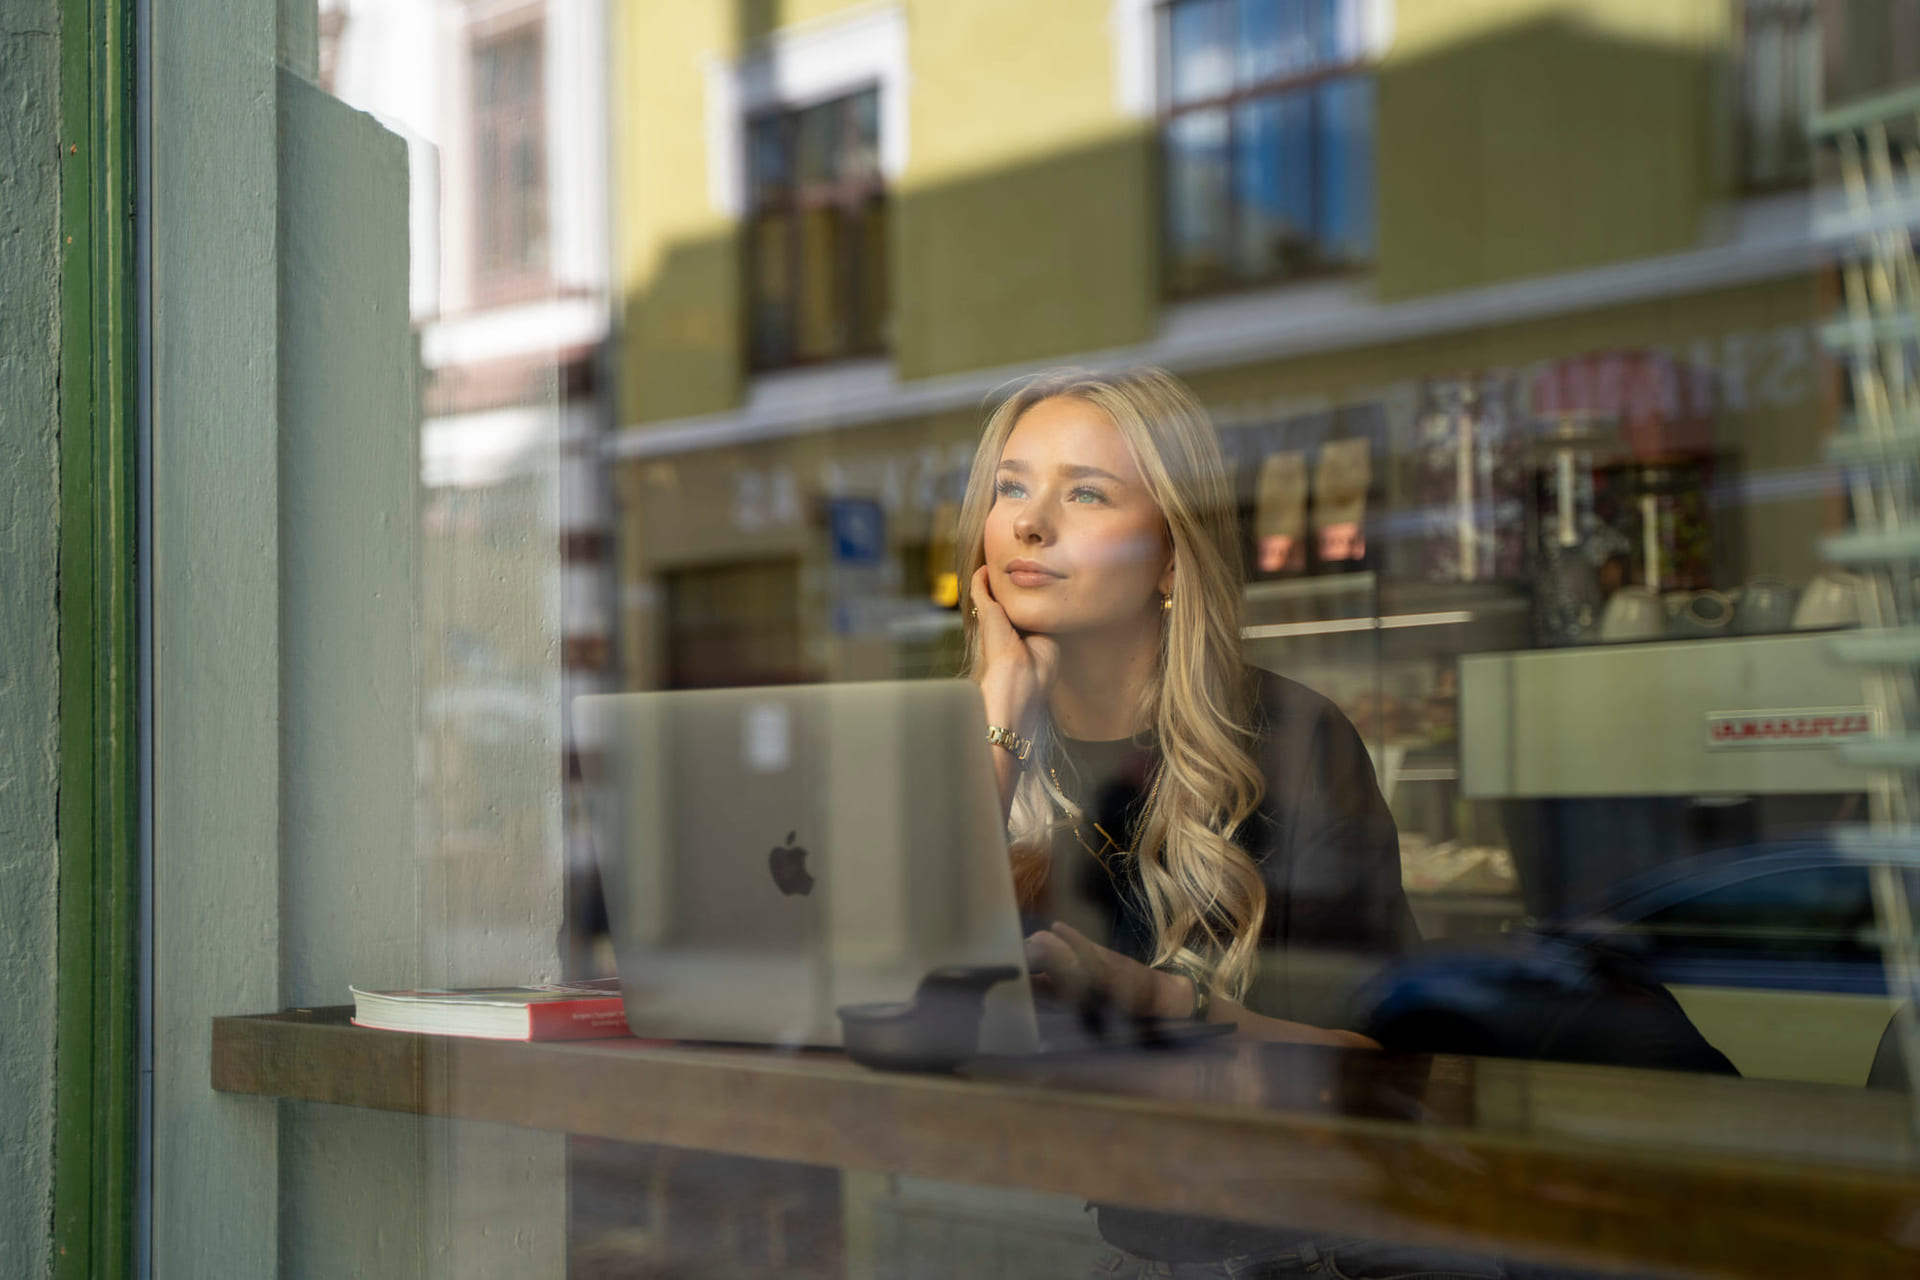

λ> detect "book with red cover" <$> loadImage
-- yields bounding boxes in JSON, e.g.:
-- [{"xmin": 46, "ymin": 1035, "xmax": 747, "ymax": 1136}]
[{"xmin": 349, "ymin": 978, "xmax": 629, "ymax": 1041}]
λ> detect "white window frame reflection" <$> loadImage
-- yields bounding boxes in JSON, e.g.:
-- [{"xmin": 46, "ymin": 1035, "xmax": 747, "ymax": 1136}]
[{"xmin": 703, "ymin": 4, "xmax": 910, "ymax": 220}]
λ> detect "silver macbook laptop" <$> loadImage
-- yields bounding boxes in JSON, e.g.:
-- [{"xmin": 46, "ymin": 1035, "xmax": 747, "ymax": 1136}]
[{"xmin": 575, "ymin": 680, "xmax": 1042, "ymax": 1055}]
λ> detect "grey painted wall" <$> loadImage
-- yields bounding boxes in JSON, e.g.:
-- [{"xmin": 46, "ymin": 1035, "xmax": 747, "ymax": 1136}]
[{"xmin": 0, "ymin": 4, "xmax": 64, "ymax": 1278}]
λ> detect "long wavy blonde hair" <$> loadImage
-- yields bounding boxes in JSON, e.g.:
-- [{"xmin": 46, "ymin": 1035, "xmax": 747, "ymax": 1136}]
[{"xmin": 956, "ymin": 368, "xmax": 1268, "ymax": 999}]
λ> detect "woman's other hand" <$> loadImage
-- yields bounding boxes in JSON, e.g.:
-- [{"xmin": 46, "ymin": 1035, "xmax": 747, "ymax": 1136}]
[
  {"xmin": 1023, "ymin": 922, "xmax": 1195, "ymax": 1021},
  {"xmin": 1025, "ymin": 922, "xmax": 1384, "ymax": 1049}
]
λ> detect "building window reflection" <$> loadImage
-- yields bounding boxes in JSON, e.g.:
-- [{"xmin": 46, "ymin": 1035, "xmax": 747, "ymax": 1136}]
[
  {"xmin": 1160, "ymin": 0, "xmax": 1377, "ymax": 296},
  {"xmin": 473, "ymin": 20, "xmax": 549, "ymax": 298},
  {"xmin": 746, "ymin": 85, "xmax": 889, "ymax": 371},
  {"xmin": 1738, "ymin": 0, "xmax": 1818, "ymax": 190}
]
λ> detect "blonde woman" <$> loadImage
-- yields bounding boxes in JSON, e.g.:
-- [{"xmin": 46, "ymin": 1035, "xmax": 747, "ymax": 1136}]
[
  {"xmin": 959, "ymin": 366, "xmax": 1416, "ymax": 1048},
  {"xmin": 956, "ymin": 367, "xmax": 1485, "ymax": 1276}
]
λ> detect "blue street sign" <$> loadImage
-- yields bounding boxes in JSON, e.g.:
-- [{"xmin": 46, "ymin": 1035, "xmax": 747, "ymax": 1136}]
[{"xmin": 828, "ymin": 497, "xmax": 885, "ymax": 567}]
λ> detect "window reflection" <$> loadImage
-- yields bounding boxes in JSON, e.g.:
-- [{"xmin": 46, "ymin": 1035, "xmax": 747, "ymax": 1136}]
[
  {"xmin": 1163, "ymin": 0, "xmax": 1375, "ymax": 293},
  {"xmin": 747, "ymin": 87, "xmax": 888, "ymax": 369},
  {"xmin": 151, "ymin": 1, "xmax": 1920, "ymax": 1278},
  {"xmin": 473, "ymin": 20, "xmax": 548, "ymax": 293}
]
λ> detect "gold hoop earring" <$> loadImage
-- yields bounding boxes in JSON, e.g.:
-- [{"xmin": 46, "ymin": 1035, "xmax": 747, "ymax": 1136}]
[{"xmin": 1162, "ymin": 592, "xmax": 1173, "ymax": 614}]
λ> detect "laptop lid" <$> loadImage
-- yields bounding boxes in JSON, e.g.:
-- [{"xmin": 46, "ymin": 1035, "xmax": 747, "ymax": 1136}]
[{"xmin": 576, "ymin": 680, "xmax": 1040, "ymax": 1054}]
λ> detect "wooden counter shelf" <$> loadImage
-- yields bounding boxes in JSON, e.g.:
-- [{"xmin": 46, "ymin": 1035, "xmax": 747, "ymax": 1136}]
[{"xmin": 214, "ymin": 1008, "xmax": 1920, "ymax": 1279}]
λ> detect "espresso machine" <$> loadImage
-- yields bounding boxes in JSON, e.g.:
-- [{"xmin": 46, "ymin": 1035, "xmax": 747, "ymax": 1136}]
[{"xmin": 1459, "ymin": 632, "xmax": 1875, "ymax": 918}]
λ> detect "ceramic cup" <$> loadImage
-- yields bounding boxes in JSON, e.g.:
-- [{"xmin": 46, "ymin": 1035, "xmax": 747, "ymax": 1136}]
[
  {"xmin": 1736, "ymin": 577, "xmax": 1800, "ymax": 634},
  {"xmin": 1599, "ymin": 585, "xmax": 1666, "ymax": 642},
  {"xmin": 1670, "ymin": 588, "xmax": 1735, "ymax": 638},
  {"xmin": 1793, "ymin": 568, "xmax": 1864, "ymax": 630}
]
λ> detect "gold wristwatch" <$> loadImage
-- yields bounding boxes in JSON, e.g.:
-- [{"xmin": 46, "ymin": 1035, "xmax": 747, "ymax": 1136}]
[{"xmin": 984, "ymin": 723, "xmax": 1031, "ymax": 763}]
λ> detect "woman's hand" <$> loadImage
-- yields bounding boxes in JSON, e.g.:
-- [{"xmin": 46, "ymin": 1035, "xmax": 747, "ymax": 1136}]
[
  {"xmin": 1026, "ymin": 922, "xmax": 1384, "ymax": 1049},
  {"xmin": 970, "ymin": 567, "xmax": 1059, "ymax": 814},
  {"xmin": 1023, "ymin": 922, "xmax": 1196, "ymax": 1021},
  {"xmin": 969, "ymin": 566, "xmax": 1059, "ymax": 743}
]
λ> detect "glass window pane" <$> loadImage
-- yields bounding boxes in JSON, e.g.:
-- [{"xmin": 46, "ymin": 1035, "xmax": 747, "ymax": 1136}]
[
  {"xmin": 513, "ymin": 136, "xmax": 546, "ymax": 268},
  {"xmin": 749, "ymin": 115, "xmax": 790, "ymax": 205},
  {"xmin": 1318, "ymin": 0, "xmax": 1366, "ymax": 63},
  {"xmin": 796, "ymin": 99, "xmax": 842, "ymax": 188},
  {"xmin": 474, "ymin": 44, "xmax": 499, "ymax": 109},
  {"xmin": 510, "ymin": 34, "xmax": 528, "ymax": 97},
  {"xmin": 1239, "ymin": 0, "xmax": 1277, "ymax": 85},
  {"xmin": 1233, "ymin": 92, "xmax": 1315, "ymax": 279},
  {"xmin": 749, "ymin": 213, "xmax": 795, "ymax": 368},
  {"xmin": 473, "ymin": 27, "xmax": 547, "ymax": 283},
  {"xmin": 475, "ymin": 130, "xmax": 499, "ymax": 253},
  {"xmin": 1240, "ymin": 0, "xmax": 1300, "ymax": 85},
  {"xmin": 848, "ymin": 195, "xmax": 888, "ymax": 351},
  {"xmin": 1741, "ymin": 0, "xmax": 1816, "ymax": 187},
  {"xmin": 1168, "ymin": 0, "xmax": 1233, "ymax": 104},
  {"xmin": 750, "ymin": 87, "xmax": 890, "ymax": 367},
  {"xmin": 846, "ymin": 87, "xmax": 881, "ymax": 183},
  {"xmin": 140, "ymin": 3, "xmax": 1920, "ymax": 1276},
  {"xmin": 1164, "ymin": 108, "xmax": 1232, "ymax": 292},
  {"xmin": 795, "ymin": 206, "xmax": 845, "ymax": 358},
  {"xmin": 1313, "ymin": 75, "xmax": 1375, "ymax": 266}
]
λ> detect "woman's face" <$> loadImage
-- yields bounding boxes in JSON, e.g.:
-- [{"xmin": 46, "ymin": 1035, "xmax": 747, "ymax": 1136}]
[{"xmin": 983, "ymin": 396, "xmax": 1174, "ymax": 638}]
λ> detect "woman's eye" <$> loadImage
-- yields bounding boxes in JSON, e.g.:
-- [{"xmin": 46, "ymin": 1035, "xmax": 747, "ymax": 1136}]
[
  {"xmin": 1069, "ymin": 486, "xmax": 1107, "ymax": 504},
  {"xmin": 994, "ymin": 479, "xmax": 1025, "ymax": 499}
]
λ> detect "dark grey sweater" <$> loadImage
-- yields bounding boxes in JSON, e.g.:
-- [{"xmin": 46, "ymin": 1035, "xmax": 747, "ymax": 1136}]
[
  {"xmin": 1043, "ymin": 667, "xmax": 1417, "ymax": 1017},
  {"xmin": 1043, "ymin": 668, "xmax": 1420, "ymax": 1265}
]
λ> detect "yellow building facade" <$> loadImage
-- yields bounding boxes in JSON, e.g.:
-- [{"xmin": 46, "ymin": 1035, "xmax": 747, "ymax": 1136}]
[{"xmin": 607, "ymin": 0, "xmax": 1830, "ymax": 690}]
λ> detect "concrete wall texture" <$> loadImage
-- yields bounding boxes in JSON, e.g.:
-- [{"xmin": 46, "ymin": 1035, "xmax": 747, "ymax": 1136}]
[{"xmin": 0, "ymin": 2, "xmax": 64, "ymax": 1277}]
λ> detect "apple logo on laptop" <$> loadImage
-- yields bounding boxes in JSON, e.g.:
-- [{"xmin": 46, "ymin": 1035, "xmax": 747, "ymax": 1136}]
[{"xmin": 769, "ymin": 830, "xmax": 814, "ymax": 896}]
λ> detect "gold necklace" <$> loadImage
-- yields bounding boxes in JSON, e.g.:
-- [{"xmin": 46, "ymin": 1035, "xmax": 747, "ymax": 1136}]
[{"xmin": 1048, "ymin": 765, "xmax": 1122, "ymax": 860}]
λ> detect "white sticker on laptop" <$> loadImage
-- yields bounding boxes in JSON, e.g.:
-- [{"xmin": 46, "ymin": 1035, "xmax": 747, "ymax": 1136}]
[{"xmin": 743, "ymin": 701, "xmax": 791, "ymax": 772}]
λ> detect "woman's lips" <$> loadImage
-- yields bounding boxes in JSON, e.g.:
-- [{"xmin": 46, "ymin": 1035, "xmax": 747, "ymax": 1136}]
[{"xmin": 1005, "ymin": 562, "xmax": 1063, "ymax": 588}]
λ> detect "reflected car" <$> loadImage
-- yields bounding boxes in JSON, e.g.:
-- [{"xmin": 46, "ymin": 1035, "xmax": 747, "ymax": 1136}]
[{"xmin": 1355, "ymin": 836, "xmax": 1920, "ymax": 1085}]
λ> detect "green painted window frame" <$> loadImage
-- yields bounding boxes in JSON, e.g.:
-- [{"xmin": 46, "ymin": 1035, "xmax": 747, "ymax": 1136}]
[{"xmin": 53, "ymin": 0, "xmax": 141, "ymax": 1277}]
